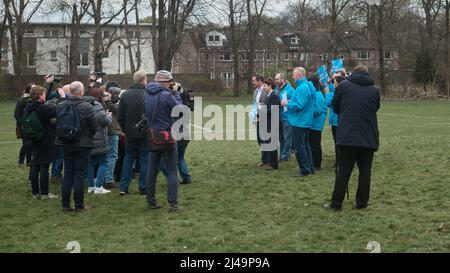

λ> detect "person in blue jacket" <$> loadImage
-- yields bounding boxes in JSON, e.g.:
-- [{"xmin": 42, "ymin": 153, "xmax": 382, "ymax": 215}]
[
  {"xmin": 309, "ymin": 75, "xmax": 328, "ymax": 170},
  {"xmin": 281, "ymin": 67, "xmax": 315, "ymax": 176},
  {"xmin": 326, "ymin": 76, "xmax": 345, "ymax": 171},
  {"xmin": 144, "ymin": 70, "xmax": 181, "ymax": 213},
  {"xmin": 274, "ymin": 73, "xmax": 295, "ymax": 161}
]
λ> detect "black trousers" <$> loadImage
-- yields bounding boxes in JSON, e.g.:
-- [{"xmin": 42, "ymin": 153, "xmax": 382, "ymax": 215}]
[
  {"xmin": 262, "ymin": 149, "xmax": 278, "ymax": 169},
  {"xmin": 19, "ymin": 139, "xmax": 32, "ymax": 164},
  {"xmin": 309, "ymin": 130, "xmax": 322, "ymax": 169},
  {"xmin": 30, "ymin": 164, "xmax": 50, "ymax": 195},
  {"xmin": 331, "ymin": 146, "xmax": 375, "ymax": 209},
  {"xmin": 331, "ymin": 126, "xmax": 338, "ymax": 171}
]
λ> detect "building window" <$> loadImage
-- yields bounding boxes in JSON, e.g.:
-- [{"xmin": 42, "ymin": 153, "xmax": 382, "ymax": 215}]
[
  {"xmin": 384, "ymin": 51, "xmax": 393, "ymax": 59},
  {"xmin": 27, "ymin": 52, "xmax": 36, "ymax": 67},
  {"xmin": 209, "ymin": 72, "xmax": 214, "ymax": 79},
  {"xmin": 25, "ymin": 30, "xmax": 34, "ymax": 34},
  {"xmin": 44, "ymin": 31, "xmax": 51, "ymax": 38},
  {"xmin": 291, "ymin": 36, "xmax": 299, "ymax": 45},
  {"xmin": 219, "ymin": 53, "xmax": 231, "ymax": 61},
  {"xmin": 221, "ymin": 72, "xmax": 233, "ymax": 79},
  {"xmin": 135, "ymin": 32, "xmax": 141, "ymax": 39},
  {"xmin": 103, "ymin": 31, "xmax": 110, "ymax": 39},
  {"xmin": 357, "ymin": 51, "xmax": 370, "ymax": 60},
  {"xmin": 320, "ymin": 53, "xmax": 328, "ymax": 62},
  {"xmin": 284, "ymin": 53, "xmax": 289, "ymax": 61},
  {"xmin": 265, "ymin": 54, "xmax": 271, "ymax": 62},
  {"xmin": 241, "ymin": 53, "xmax": 249, "ymax": 61},
  {"xmin": 52, "ymin": 31, "xmax": 59, "ymax": 38},
  {"xmin": 103, "ymin": 50, "xmax": 109, "ymax": 59},
  {"xmin": 208, "ymin": 35, "xmax": 220, "ymax": 42},
  {"xmin": 50, "ymin": 51, "xmax": 57, "ymax": 62},
  {"xmin": 78, "ymin": 52, "xmax": 89, "ymax": 67}
]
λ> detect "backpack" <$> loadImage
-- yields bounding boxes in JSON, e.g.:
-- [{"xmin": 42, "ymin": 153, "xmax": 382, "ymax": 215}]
[
  {"xmin": 22, "ymin": 110, "xmax": 44, "ymax": 141},
  {"xmin": 56, "ymin": 102, "xmax": 82, "ymax": 142}
]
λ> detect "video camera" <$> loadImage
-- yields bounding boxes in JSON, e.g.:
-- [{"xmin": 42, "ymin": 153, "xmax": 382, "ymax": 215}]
[
  {"xmin": 107, "ymin": 87, "xmax": 122, "ymax": 104},
  {"xmin": 89, "ymin": 72, "xmax": 106, "ymax": 87}
]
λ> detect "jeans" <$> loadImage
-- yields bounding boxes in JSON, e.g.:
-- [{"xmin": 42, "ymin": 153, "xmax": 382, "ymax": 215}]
[
  {"xmin": 88, "ymin": 153, "xmax": 108, "ymax": 188},
  {"xmin": 105, "ymin": 135, "xmax": 119, "ymax": 183},
  {"xmin": 120, "ymin": 137, "xmax": 149, "ymax": 192},
  {"xmin": 61, "ymin": 147, "xmax": 91, "ymax": 209},
  {"xmin": 51, "ymin": 146, "xmax": 64, "ymax": 177},
  {"xmin": 19, "ymin": 139, "xmax": 32, "ymax": 164},
  {"xmin": 146, "ymin": 148, "xmax": 179, "ymax": 205},
  {"xmin": 292, "ymin": 126, "xmax": 315, "ymax": 175},
  {"xmin": 30, "ymin": 164, "xmax": 50, "ymax": 195},
  {"xmin": 331, "ymin": 146, "xmax": 375, "ymax": 209},
  {"xmin": 280, "ymin": 120, "xmax": 292, "ymax": 160},
  {"xmin": 309, "ymin": 130, "xmax": 322, "ymax": 169},
  {"xmin": 161, "ymin": 141, "xmax": 191, "ymax": 182}
]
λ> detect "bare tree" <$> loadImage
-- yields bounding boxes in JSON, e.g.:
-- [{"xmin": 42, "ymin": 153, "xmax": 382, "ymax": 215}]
[
  {"xmin": 246, "ymin": 0, "xmax": 268, "ymax": 93},
  {"xmin": 445, "ymin": 0, "xmax": 449, "ymax": 98},
  {"xmin": 320, "ymin": 0, "xmax": 352, "ymax": 61},
  {"xmin": 150, "ymin": 0, "xmax": 197, "ymax": 71},
  {"xmin": 87, "ymin": 0, "xmax": 125, "ymax": 72},
  {"xmin": 228, "ymin": 0, "xmax": 246, "ymax": 97},
  {"xmin": 283, "ymin": 0, "xmax": 318, "ymax": 68},
  {"xmin": 4, "ymin": 0, "xmax": 44, "ymax": 90},
  {"xmin": 0, "ymin": 0, "xmax": 11, "ymax": 66},
  {"xmin": 123, "ymin": 0, "xmax": 142, "ymax": 74}
]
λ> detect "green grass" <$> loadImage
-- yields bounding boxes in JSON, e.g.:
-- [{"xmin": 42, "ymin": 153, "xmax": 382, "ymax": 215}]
[{"xmin": 0, "ymin": 98, "xmax": 450, "ymax": 253}]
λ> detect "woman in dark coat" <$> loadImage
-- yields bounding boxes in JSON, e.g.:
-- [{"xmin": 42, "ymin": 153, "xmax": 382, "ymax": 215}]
[{"xmin": 23, "ymin": 86, "xmax": 58, "ymax": 199}]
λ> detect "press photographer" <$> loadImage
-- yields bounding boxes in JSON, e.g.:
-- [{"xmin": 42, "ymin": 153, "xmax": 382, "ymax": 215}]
[{"xmin": 43, "ymin": 74, "xmax": 63, "ymax": 101}]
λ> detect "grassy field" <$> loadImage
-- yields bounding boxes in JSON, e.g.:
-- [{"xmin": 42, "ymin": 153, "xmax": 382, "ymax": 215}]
[{"xmin": 0, "ymin": 97, "xmax": 449, "ymax": 253}]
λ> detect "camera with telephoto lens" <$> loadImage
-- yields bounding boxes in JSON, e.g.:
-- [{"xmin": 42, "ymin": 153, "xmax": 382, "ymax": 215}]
[
  {"xmin": 54, "ymin": 76, "xmax": 62, "ymax": 83},
  {"xmin": 135, "ymin": 114, "xmax": 147, "ymax": 132},
  {"xmin": 107, "ymin": 87, "xmax": 121, "ymax": 104}
]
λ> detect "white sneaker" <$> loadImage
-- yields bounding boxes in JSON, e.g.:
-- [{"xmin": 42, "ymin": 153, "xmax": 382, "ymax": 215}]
[
  {"xmin": 94, "ymin": 187, "xmax": 111, "ymax": 195},
  {"xmin": 88, "ymin": 187, "xmax": 96, "ymax": 193},
  {"xmin": 41, "ymin": 193, "xmax": 58, "ymax": 200}
]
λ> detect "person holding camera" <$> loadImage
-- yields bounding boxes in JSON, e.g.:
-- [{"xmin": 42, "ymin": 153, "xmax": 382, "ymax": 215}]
[
  {"xmin": 14, "ymin": 83, "xmax": 34, "ymax": 169},
  {"xmin": 103, "ymin": 82, "xmax": 122, "ymax": 189},
  {"xmin": 117, "ymin": 71, "xmax": 149, "ymax": 196},
  {"xmin": 43, "ymin": 74, "xmax": 63, "ymax": 101},
  {"xmin": 323, "ymin": 65, "xmax": 380, "ymax": 211},
  {"xmin": 144, "ymin": 70, "xmax": 181, "ymax": 212},
  {"xmin": 160, "ymin": 82, "xmax": 192, "ymax": 184}
]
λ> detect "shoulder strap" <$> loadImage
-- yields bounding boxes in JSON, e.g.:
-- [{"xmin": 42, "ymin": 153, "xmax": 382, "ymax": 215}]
[{"xmin": 150, "ymin": 92, "xmax": 162, "ymax": 128}]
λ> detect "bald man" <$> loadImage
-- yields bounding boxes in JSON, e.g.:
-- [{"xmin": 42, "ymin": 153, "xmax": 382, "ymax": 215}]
[{"xmin": 56, "ymin": 80, "xmax": 96, "ymax": 212}]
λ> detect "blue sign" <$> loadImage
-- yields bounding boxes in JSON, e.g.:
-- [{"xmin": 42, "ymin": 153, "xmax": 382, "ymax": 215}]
[
  {"xmin": 317, "ymin": 65, "xmax": 329, "ymax": 86},
  {"xmin": 331, "ymin": 58, "xmax": 344, "ymax": 74}
]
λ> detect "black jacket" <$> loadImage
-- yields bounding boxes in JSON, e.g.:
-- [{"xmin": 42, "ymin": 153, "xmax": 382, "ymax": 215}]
[
  {"xmin": 23, "ymin": 100, "xmax": 57, "ymax": 165},
  {"xmin": 118, "ymin": 83, "xmax": 148, "ymax": 139},
  {"xmin": 333, "ymin": 72, "xmax": 380, "ymax": 151},
  {"xmin": 55, "ymin": 96, "xmax": 97, "ymax": 148},
  {"xmin": 258, "ymin": 91, "xmax": 283, "ymax": 145}
]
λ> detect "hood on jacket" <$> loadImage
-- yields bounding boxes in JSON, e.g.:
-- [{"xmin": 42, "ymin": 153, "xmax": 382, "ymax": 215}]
[
  {"xmin": 25, "ymin": 100, "xmax": 42, "ymax": 113},
  {"xmin": 349, "ymin": 72, "xmax": 375, "ymax": 86},
  {"xmin": 145, "ymin": 82, "xmax": 170, "ymax": 95}
]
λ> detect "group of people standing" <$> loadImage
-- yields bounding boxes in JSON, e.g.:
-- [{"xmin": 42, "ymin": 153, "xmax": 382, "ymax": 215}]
[
  {"xmin": 14, "ymin": 70, "xmax": 192, "ymax": 213},
  {"xmin": 251, "ymin": 65, "xmax": 380, "ymax": 211}
]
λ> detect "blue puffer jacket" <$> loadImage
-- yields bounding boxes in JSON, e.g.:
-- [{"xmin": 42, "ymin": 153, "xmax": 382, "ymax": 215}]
[
  {"xmin": 312, "ymin": 91, "xmax": 328, "ymax": 131},
  {"xmin": 287, "ymin": 78, "xmax": 315, "ymax": 128},
  {"xmin": 326, "ymin": 83, "xmax": 338, "ymax": 126},
  {"xmin": 144, "ymin": 82, "xmax": 180, "ymax": 131},
  {"xmin": 275, "ymin": 82, "xmax": 295, "ymax": 124}
]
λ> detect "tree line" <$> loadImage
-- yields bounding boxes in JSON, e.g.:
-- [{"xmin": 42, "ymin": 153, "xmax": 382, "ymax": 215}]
[{"xmin": 1, "ymin": 0, "xmax": 449, "ymax": 98}]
